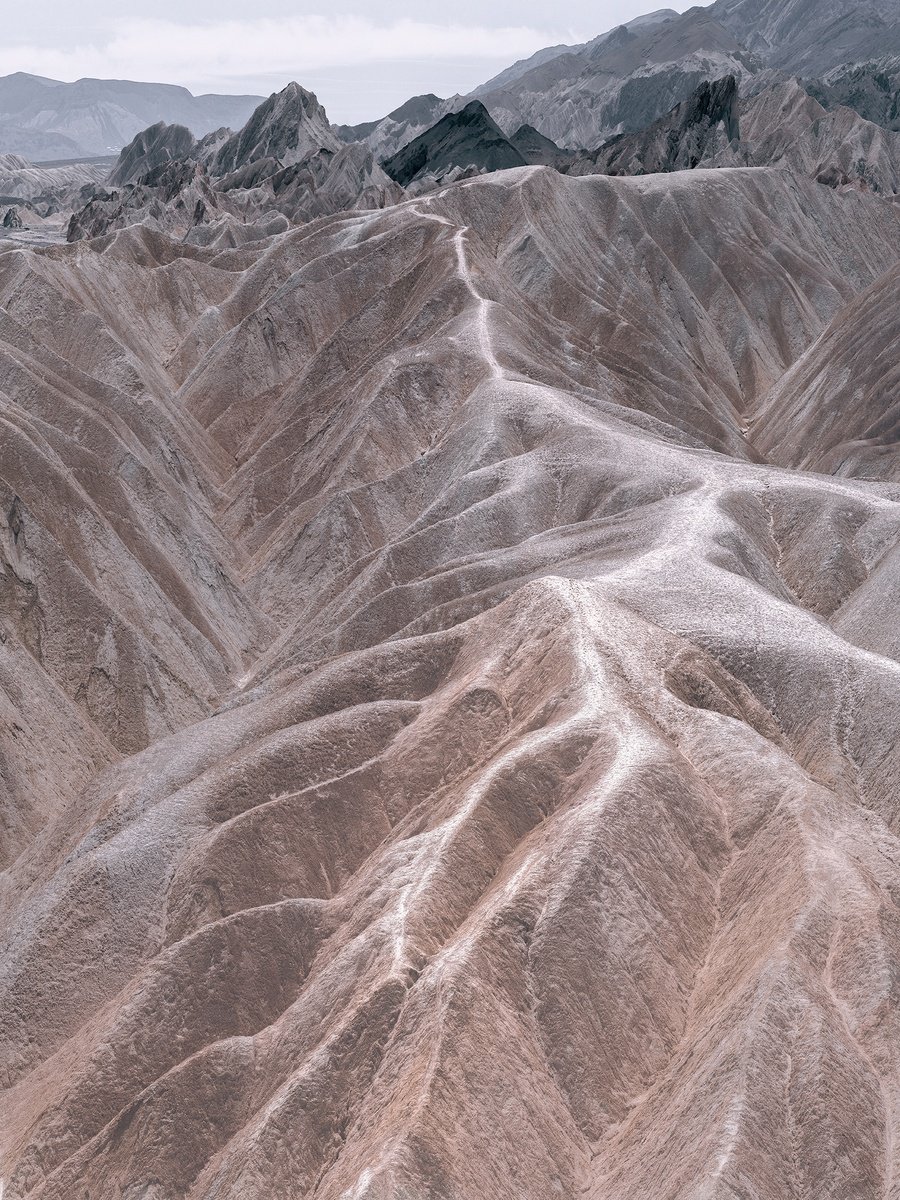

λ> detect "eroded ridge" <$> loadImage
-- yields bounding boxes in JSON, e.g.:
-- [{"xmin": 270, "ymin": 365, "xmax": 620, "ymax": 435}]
[{"xmin": 1, "ymin": 165, "xmax": 900, "ymax": 1199}]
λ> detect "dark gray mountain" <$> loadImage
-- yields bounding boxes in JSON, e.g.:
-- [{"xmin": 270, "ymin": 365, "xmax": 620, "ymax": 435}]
[
  {"xmin": 465, "ymin": 7, "xmax": 760, "ymax": 149},
  {"xmin": 109, "ymin": 122, "xmax": 199, "ymax": 186},
  {"xmin": 340, "ymin": 9, "xmax": 720, "ymax": 162},
  {"xmin": 566, "ymin": 71, "xmax": 900, "ymax": 195},
  {"xmin": 0, "ymin": 73, "xmax": 263, "ymax": 159},
  {"xmin": 212, "ymin": 82, "xmax": 340, "ymax": 174},
  {"xmin": 382, "ymin": 101, "xmax": 526, "ymax": 187},
  {"xmin": 807, "ymin": 59, "xmax": 900, "ymax": 131},
  {"xmin": 566, "ymin": 74, "xmax": 740, "ymax": 176},
  {"xmin": 711, "ymin": 0, "xmax": 900, "ymax": 73},
  {"xmin": 509, "ymin": 124, "xmax": 569, "ymax": 166},
  {"xmin": 355, "ymin": 0, "xmax": 899, "ymax": 163}
]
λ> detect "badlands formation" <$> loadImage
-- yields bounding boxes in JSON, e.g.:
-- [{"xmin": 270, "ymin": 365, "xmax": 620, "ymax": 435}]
[
  {"xmin": 1, "ymin": 159, "xmax": 900, "ymax": 1199},
  {"xmin": 2, "ymin": 5, "xmax": 900, "ymax": 1200}
]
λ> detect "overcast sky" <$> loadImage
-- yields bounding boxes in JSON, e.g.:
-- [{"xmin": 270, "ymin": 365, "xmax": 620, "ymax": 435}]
[{"xmin": 2, "ymin": 0, "xmax": 697, "ymax": 123}]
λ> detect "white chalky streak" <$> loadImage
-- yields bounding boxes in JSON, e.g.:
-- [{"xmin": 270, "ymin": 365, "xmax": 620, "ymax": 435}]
[
  {"xmin": 391, "ymin": 578, "xmax": 652, "ymax": 977},
  {"xmin": 409, "ymin": 202, "xmax": 502, "ymax": 379},
  {"xmin": 712, "ymin": 1094, "xmax": 746, "ymax": 1180},
  {"xmin": 341, "ymin": 1167, "xmax": 374, "ymax": 1199},
  {"xmin": 451, "ymin": 226, "xmax": 502, "ymax": 379}
]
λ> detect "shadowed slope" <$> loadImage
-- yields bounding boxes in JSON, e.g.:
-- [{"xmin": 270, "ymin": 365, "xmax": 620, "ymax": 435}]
[{"xmin": 753, "ymin": 262, "xmax": 900, "ymax": 480}]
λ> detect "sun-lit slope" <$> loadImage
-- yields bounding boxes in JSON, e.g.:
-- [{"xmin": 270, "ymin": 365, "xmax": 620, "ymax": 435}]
[{"xmin": 2, "ymin": 165, "xmax": 900, "ymax": 1199}]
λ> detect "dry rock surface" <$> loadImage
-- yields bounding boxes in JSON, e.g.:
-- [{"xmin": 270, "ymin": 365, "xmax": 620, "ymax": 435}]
[
  {"xmin": 0, "ymin": 155, "xmax": 900, "ymax": 1198},
  {"xmin": 65, "ymin": 87, "xmax": 404, "ymax": 245}
]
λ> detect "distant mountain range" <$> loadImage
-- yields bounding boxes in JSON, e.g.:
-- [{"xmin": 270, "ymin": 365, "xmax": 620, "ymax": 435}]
[
  {"xmin": 710, "ymin": 0, "xmax": 900, "ymax": 73},
  {"xmin": 4, "ymin": 0, "xmax": 900, "ymax": 242},
  {"xmin": 0, "ymin": 73, "xmax": 264, "ymax": 160},
  {"xmin": 4, "ymin": 0, "xmax": 900, "ymax": 169},
  {"xmin": 341, "ymin": 0, "xmax": 900, "ymax": 157}
]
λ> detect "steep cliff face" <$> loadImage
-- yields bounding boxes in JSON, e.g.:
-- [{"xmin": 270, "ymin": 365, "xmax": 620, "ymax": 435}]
[
  {"xmin": 212, "ymin": 82, "xmax": 341, "ymax": 174},
  {"xmin": 109, "ymin": 122, "xmax": 199, "ymax": 187},
  {"xmin": 567, "ymin": 75, "xmax": 740, "ymax": 175},
  {"xmin": 564, "ymin": 73, "xmax": 900, "ymax": 195},
  {"xmin": 808, "ymin": 59, "xmax": 900, "ymax": 131},
  {"xmin": 470, "ymin": 7, "xmax": 760, "ymax": 149}
]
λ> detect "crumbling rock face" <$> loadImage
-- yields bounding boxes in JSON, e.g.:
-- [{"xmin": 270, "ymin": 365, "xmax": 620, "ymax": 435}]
[
  {"xmin": 567, "ymin": 73, "xmax": 900, "ymax": 194},
  {"xmin": 567, "ymin": 74, "xmax": 740, "ymax": 175},
  {"xmin": 2, "ymin": 163, "xmax": 900, "ymax": 1197},
  {"xmin": 470, "ymin": 7, "xmax": 760, "ymax": 149},
  {"xmin": 66, "ymin": 84, "xmax": 403, "ymax": 243},
  {"xmin": 212, "ymin": 82, "xmax": 341, "ymax": 175},
  {"xmin": 109, "ymin": 121, "xmax": 199, "ymax": 186},
  {"xmin": 807, "ymin": 58, "xmax": 900, "ymax": 130}
]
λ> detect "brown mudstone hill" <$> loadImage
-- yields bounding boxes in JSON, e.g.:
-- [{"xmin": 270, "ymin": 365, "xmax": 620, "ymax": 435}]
[{"xmin": 1, "ymin": 164, "xmax": 900, "ymax": 1198}]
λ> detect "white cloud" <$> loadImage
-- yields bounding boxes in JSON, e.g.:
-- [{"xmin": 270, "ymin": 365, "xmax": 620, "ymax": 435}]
[{"xmin": 0, "ymin": 15, "xmax": 585, "ymax": 90}]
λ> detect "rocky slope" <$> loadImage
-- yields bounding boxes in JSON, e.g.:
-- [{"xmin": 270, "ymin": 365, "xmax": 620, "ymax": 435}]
[
  {"xmin": 566, "ymin": 75, "xmax": 740, "ymax": 176},
  {"xmin": 711, "ymin": 0, "xmax": 900, "ymax": 73},
  {"xmin": 566, "ymin": 73, "xmax": 900, "ymax": 194},
  {"xmin": 465, "ymin": 7, "xmax": 760, "ymax": 149},
  {"xmin": 1, "ymin": 161, "xmax": 900, "ymax": 1197},
  {"xmin": 109, "ymin": 122, "xmax": 202, "ymax": 187},
  {"xmin": 335, "ymin": 93, "xmax": 454, "ymax": 162},
  {"xmin": 67, "ymin": 86, "xmax": 403, "ymax": 243},
  {"xmin": 808, "ymin": 58, "xmax": 900, "ymax": 131},
  {"xmin": 211, "ymin": 83, "xmax": 341, "ymax": 175},
  {"xmin": 346, "ymin": 10, "xmax": 688, "ymax": 162},
  {"xmin": 382, "ymin": 102, "xmax": 527, "ymax": 187},
  {"xmin": 353, "ymin": 1, "xmax": 900, "ymax": 166}
]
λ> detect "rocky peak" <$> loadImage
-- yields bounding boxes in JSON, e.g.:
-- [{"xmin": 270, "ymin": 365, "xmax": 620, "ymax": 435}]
[
  {"xmin": 382, "ymin": 100, "xmax": 527, "ymax": 186},
  {"xmin": 212, "ymin": 82, "xmax": 341, "ymax": 174},
  {"xmin": 109, "ymin": 121, "xmax": 198, "ymax": 186}
]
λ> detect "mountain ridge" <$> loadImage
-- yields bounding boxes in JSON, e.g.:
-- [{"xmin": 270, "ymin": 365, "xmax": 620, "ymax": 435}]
[{"xmin": 0, "ymin": 72, "xmax": 264, "ymax": 159}]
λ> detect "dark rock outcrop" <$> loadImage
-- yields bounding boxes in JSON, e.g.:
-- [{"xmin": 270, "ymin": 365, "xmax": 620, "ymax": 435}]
[
  {"xmin": 807, "ymin": 59, "xmax": 900, "ymax": 130},
  {"xmin": 565, "ymin": 72, "xmax": 900, "ymax": 194},
  {"xmin": 567, "ymin": 75, "xmax": 740, "ymax": 176},
  {"xmin": 382, "ymin": 100, "xmax": 526, "ymax": 186},
  {"xmin": 468, "ymin": 8, "xmax": 759, "ymax": 150},
  {"xmin": 109, "ymin": 121, "xmax": 199, "ymax": 186},
  {"xmin": 509, "ymin": 124, "xmax": 569, "ymax": 166}
]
